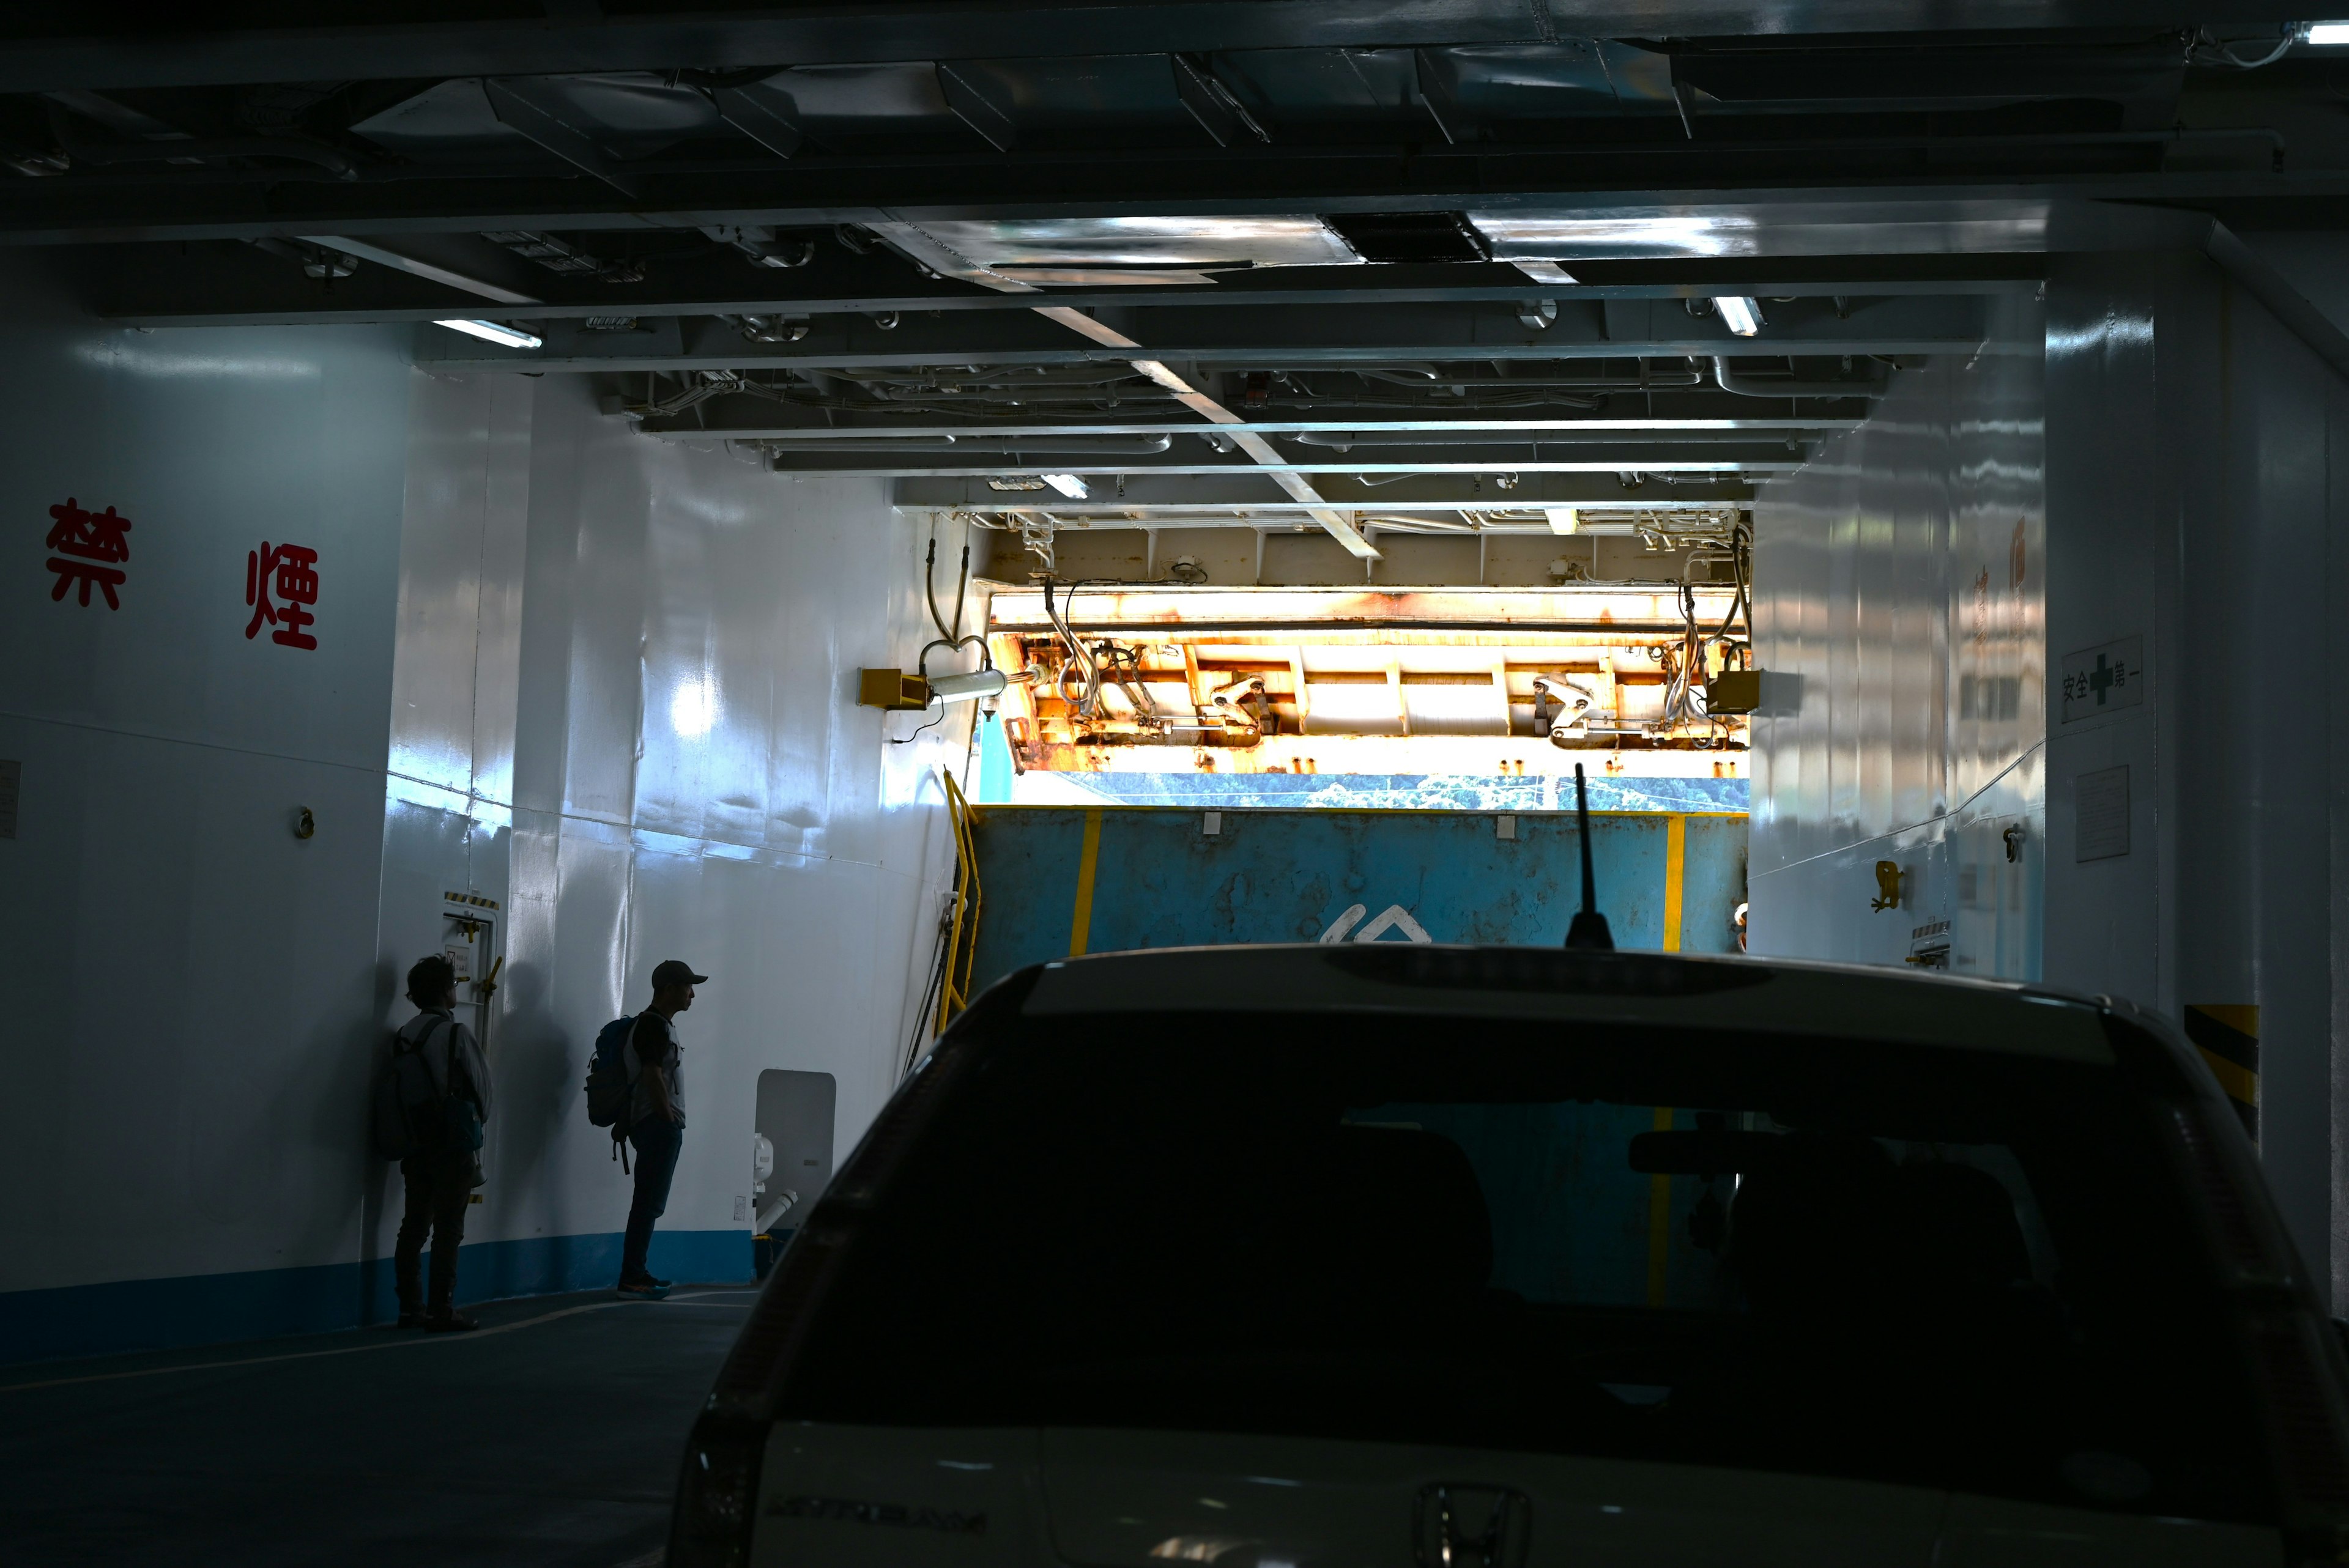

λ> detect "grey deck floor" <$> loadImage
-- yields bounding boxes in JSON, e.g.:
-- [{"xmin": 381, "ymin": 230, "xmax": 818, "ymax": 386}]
[{"xmin": 0, "ymin": 1287, "xmax": 754, "ymax": 1567}]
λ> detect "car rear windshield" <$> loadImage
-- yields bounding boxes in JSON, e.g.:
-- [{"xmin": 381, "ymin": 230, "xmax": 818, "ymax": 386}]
[{"xmin": 782, "ymin": 1013, "xmax": 2271, "ymax": 1524}]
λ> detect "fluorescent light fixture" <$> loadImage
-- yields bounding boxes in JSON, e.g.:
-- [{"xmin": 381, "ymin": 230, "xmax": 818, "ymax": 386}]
[
  {"xmin": 2309, "ymin": 21, "xmax": 2349, "ymax": 43},
  {"xmin": 1041, "ymin": 473, "xmax": 1088, "ymax": 498},
  {"xmin": 929, "ymin": 668, "xmax": 1009, "ymax": 704},
  {"xmin": 1715, "ymin": 297, "xmax": 1763, "ymax": 337},
  {"xmin": 1546, "ymin": 506, "xmax": 1580, "ymax": 534},
  {"xmin": 994, "ymin": 267, "xmax": 1227, "ymax": 287},
  {"xmin": 433, "ymin": 319, "xmax": 543, "ymax": 350},
  {"xmin": 1474, "ymin": 213, "xmax": 1751, "ymax": 261},
  {"xmin": 902, "ymin": 216, "xmax": 1362, "ymax": 270}
]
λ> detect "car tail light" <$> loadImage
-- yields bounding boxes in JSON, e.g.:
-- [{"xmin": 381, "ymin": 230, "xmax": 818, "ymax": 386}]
[
  {"xmin": 667, "ymin": 1037, "xmax": 978, "ymax": 1563},
  {"xmin": 2255, "ymin": 1314, "xmax": 2349, "ymax": 1565},
  {"xmin": 2163, "ymin": 1103, "xmax": 2349, "ymax": 1553},
  {"xmin": 667, "ymin": 1224, "xmax": 844, "ymax": 1566},
  {"xmin": 669, "ymin": 1416, "xmax": 766, "ymax": 1568},
  {"xmin": 2167, "ymin": 1103, "xmax": 2287, "ymax": 1285},
  {"xmin": 2253, "ymin": 1318, "xmax": 2349, "ymax": 1507}
]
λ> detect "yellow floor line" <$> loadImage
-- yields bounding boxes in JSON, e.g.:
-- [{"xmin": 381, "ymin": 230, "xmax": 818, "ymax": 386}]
[{"xmin": 0, "ymin": 1289, "xmax": 754, "ymax": 1395}]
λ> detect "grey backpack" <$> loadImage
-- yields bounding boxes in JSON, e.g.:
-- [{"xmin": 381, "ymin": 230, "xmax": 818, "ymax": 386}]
[{"xmin": 370, "ymin": 1019, "xmax": 480, "ymax": 1160}]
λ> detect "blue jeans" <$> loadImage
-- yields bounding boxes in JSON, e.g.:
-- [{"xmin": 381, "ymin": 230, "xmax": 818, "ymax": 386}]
[{"xmin": 622, "ymin": 1114, "xmax": 683, "ymax": 1282}]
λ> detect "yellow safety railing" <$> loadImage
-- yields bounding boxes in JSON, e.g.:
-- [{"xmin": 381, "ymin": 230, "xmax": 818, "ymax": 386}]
[{"xmin": 937, "ymin": 770, "xmax": 983, "ymax": 1034}]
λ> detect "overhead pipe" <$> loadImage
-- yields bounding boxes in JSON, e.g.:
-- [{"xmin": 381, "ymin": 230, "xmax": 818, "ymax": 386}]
[
  {"xmin": 1267, "ymin": 367, "xmax": 1707, "ymax": 391},
  {"xmin": 1290, "ymin": 428, "xmax": 1775, "ymax": 451},
  {"xmin": 759, "ymin": 434, "xmax": 1173, "ymax": 454},
  {"xmin": 1291, "ymin": 430, "xmax": 1542, "ymax": 450},
  {"xmin": 1710, "ymin": 356, "xmax": 1890, "ymax": 398}
]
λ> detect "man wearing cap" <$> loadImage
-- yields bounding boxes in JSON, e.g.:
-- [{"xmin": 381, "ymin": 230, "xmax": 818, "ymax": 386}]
[{"xmin": 618, "ymin": 959, "xmax": 704, "ymax": 1299}]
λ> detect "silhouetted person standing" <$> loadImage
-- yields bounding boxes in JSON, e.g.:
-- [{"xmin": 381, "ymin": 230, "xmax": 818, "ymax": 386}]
[
  {"xmin": 618, "ymin": 960, "xmax": 702, "ymax": 1298},
  {"xmin": 393, "ymin": 955, "xmax": 491, "ymax": 1331}
]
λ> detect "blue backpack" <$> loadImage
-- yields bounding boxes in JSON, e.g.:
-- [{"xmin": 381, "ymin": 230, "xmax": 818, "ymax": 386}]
[{"xmin": 584, "ymin": 1015, "xmax": 638, "ymax": 1130}]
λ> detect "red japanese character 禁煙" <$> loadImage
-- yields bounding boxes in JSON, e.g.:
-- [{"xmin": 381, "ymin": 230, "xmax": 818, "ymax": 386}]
[
  {"xmin": 247, "ymin": 541, "xmax": 320, "ymax": 650},
  {"xmin": 45, "ymin": 497, "xmax": 132, "ymax": 610}
]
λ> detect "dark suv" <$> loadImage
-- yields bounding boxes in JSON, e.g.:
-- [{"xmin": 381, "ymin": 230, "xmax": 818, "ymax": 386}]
[{"xmin": 670, "ymin": 946, "xmax": 2349, "ymax": 1567}]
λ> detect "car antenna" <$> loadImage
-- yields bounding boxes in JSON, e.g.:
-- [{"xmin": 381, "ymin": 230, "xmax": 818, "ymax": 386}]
[{"xmin": 1565, "ymin": 763, "xmax": 1615, "ymax": 951}]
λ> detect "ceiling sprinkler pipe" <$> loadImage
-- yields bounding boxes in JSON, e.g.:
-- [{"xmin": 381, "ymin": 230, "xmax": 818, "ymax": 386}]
[{"xmin": 1711, "ymin": 357, "xmax": 1889, "ymax": 398}]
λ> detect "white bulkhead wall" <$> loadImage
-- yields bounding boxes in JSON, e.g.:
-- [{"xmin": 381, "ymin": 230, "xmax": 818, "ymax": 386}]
[
  {"xmin": 1747, "ymin": 296, "xmax": 2048, "ymax": 981},
  {"xmin": 377, "ymin": 369, "xmax": 970, "ymax": 1293},
  {"xmin": 1760, "ymin": 252, "xmax": 2349, "ymax": 1305},
  {"xmin": 0, "ymin": 261, "xmax": 416, "ymax": 1319},
  {"xmin": 2044, "ymin": 251, "xmax": 2349, "ymax": 1305},
  {"xmin": 0, "ymin": 253, "xmax": 964, "ymax": 1346}
]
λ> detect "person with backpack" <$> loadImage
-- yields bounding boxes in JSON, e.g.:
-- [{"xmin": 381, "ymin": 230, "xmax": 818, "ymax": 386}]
[
  {"xmin": 613, "ymin": 960, "xmax": 703, "ymax": 1299},
  {"xmin": 385, "ymin": 955, "xmax": 492, "ymax": 1331}
]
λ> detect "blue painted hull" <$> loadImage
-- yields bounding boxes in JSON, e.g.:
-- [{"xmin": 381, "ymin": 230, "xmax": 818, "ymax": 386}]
[{"xmin": 969, "ymin": 806, "xmax": 1748, "ymax": 992}]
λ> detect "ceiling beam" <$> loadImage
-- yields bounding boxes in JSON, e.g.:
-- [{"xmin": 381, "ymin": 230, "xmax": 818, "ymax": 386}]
[
  {"xmin": 90, "ymin": 242, "xmax": 2040, "ymax": 328},
  {"xmin": 0, "ymin": 148, "xmax": 2307, "ymax": 247},
  {"xmin": 0, "ymin": 6, "xmax": 2264, "ymax": 93},
  {"xmin": 757, "ymin": 442, "xmax": 1808, "ymax": 476},
  {"xmin": 410, "ymin": 293, "xmax": 1989, "ymax": 371},
  {"xmin": 634, "ymin": 409, "xmax": 1864, "ymax": 440},
  {"xmin": 893, "ymin": 473, "xmax": 1753, "ymax": 511},
  {"xmin": 1026, "ymin": 294, "xmax": 1379, "ymax": 557}
]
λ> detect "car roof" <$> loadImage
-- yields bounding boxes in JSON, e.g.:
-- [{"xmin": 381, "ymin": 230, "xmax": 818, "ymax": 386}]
[{"xmin": 1019, "ymin": 944, "xmax": 2116, "ymax": 1065}]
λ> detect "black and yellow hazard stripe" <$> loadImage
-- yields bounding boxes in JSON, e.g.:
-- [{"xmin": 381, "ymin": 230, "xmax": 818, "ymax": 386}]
[{"xmin": 2184, "ymin": 1004, "xmax": 2260, "ymax": 1139}]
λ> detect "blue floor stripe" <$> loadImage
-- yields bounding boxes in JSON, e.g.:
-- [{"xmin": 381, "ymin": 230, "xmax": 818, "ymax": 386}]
[{"xmin": 0, "ymin": 1230, "xmax": 752, "ymax": 1366}]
